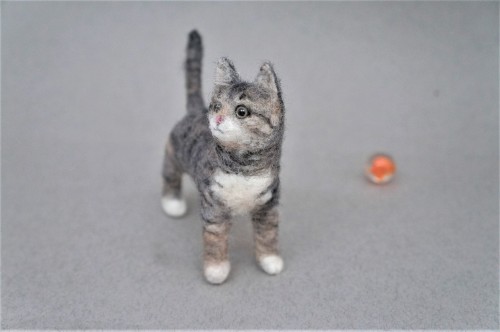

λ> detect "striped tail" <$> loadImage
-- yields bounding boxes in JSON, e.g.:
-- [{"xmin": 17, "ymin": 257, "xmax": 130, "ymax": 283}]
[{"xmin": 185, "ymin": 30, "xmax": 205, "ymax": 114}]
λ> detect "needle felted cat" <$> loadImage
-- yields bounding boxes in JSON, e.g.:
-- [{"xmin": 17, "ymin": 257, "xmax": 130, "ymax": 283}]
[{"xmin": 162, "ymin": 30, "xmax": 285, "ymax": 284}]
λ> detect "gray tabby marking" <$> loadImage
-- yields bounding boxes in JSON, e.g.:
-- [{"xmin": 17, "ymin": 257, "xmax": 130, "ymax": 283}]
[{"xmin": 162, "ymin": 30, "xmax": 285, "ymax": 284}]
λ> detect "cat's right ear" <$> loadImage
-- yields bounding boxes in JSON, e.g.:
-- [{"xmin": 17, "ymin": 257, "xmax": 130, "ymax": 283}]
[{"xmin": 214, "ymin": 57, "xmax": 240, "ymax": 86}]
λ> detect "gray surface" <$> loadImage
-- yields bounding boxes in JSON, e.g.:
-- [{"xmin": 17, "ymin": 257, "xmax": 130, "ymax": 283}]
[{"xmin": 1, "ymin": 1, "xmax": 498, "ymax": 329}]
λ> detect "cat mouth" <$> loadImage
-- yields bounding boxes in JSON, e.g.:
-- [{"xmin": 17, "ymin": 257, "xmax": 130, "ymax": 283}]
[{"xmin": 211, "ymin": 126, "xmax": 224, "ymax": 134}]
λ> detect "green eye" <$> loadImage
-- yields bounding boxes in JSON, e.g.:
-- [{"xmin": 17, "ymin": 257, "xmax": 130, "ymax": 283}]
[{"xmin": 235, "ymin": 105, "xmax": 250, "ymax": 119}]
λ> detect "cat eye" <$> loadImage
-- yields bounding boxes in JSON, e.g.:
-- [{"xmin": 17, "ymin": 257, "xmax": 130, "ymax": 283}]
[
  {"xmin": 211, "ymin": 102, "xmax": 222, "ymax": 112},
  {"xmin": 235, "ymin": 105, "xmax": 250, "ymax": 119}
]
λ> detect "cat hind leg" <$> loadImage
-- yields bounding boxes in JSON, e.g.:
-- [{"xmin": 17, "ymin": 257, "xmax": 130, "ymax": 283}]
[{"xmin": 161, "ymin": 140, "xmax": 187, "ymax": 218}]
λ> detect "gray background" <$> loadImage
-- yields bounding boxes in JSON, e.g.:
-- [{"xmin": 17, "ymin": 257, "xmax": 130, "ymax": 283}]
[{"xmin": 2, "ymin": 1, "xmax": 498, "ymax": 329}]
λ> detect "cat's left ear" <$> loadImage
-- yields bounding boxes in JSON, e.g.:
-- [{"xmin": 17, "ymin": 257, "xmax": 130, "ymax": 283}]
[{"xmin": 254, "ymin": 62, "xmax": 281, "ymax": 95}]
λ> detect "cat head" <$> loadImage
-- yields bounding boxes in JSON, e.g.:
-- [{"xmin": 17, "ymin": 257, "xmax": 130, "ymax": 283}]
[{"xmin": 208, "ymin": 58, "xmax": 284, "ymax": 153}]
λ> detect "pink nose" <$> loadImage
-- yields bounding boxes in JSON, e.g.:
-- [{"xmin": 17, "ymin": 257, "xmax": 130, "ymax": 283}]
[{"xmin": 215, "ymin": 115, "xmax": 223, "ymax": 125}]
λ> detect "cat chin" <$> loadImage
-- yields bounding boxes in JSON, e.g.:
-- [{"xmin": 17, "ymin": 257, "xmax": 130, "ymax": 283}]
[{"xmin": 210, "ymin": 133, "xmax": 246, "ymax": 151}]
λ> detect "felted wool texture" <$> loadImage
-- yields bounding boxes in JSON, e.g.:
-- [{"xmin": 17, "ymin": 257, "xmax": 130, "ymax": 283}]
[
  {"xmin": 162, "ymin": 31, "xmax": 285, "ymax": 284},
  {"xmin": 2, "ymin": 1, "xmax": 498, "ymax": 328}
]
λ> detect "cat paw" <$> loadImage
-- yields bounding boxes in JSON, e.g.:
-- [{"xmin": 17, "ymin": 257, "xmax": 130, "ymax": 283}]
[
  {"xmin": 161, "ymin": 196, "xmax": 187, "ymax": 218},
  {"xmin": 258, "ymin": 255, "xmax": 284, "ymax": 275},
  {"xmin": 204, "ymin": 261, "xmax": 231, "ymax": 284}
]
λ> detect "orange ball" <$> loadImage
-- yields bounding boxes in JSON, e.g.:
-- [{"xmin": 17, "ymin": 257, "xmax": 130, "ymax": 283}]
[{"xmin": 365, "ymin": 154, "xmax": 396, "ymax": 184}]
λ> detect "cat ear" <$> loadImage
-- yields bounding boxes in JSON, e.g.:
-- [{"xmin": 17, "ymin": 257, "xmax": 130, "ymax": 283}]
[
  {"xmin": 256, "ymin": 62, "xmax": 283, "ymax": 126},
  {"xmin": 254, "ymin": 62, "xmax": 280, "ymax": 94},
  {"xmin": 215, "ymin": 57, "xmax": 240, "ymax": 86}
]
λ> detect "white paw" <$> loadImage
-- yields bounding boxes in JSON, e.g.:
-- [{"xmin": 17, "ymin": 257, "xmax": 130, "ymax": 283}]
[
  {"xmin": 258, "ymin": 255, "xmax": 284, "ymax": 275},
  {"xmin": 204, "ymin": 261, "xmax": 231, "ymax": 284},
  {"xmin": 161, "ymin": 196, "xmax": 187, "ymax": 218}
]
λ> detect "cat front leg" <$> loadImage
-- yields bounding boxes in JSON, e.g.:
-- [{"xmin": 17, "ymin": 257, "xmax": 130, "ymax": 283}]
[
  {"xmin": 201, "ymin": 201, "xmax": 232, "ymax": 284},
  {"xmin": 202, "ymin": 221, "xmax": 231, "ymax": 284},
  {"xmin": 251, "ymin": 205, "xmax": 284, "ymax": 275}
]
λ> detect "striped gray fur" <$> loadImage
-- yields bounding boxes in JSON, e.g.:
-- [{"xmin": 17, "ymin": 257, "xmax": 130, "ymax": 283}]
[
  {"xmin": 162, "ymin": 30, "xmax": 285, "ymax": 284},
  {"xmin": 185, "ymin": 30, "xmax": 205, "ymax": 113}
]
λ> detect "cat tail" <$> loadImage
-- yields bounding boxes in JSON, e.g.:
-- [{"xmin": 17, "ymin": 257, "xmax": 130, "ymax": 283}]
[{"xmin": 185, "ymin": 30, "xmax": 205, "ymax": 114}]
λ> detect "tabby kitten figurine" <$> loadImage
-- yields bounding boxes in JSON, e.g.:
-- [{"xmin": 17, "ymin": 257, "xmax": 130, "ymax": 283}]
[{"xmin": 162, "ymin": 30, "xmax": 285, "ymax": 284}]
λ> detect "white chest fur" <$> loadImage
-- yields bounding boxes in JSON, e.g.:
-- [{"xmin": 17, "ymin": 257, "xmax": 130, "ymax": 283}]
[{"xmin": 211, "ymin": 169, "xmax": 274, "ymax": 215}]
